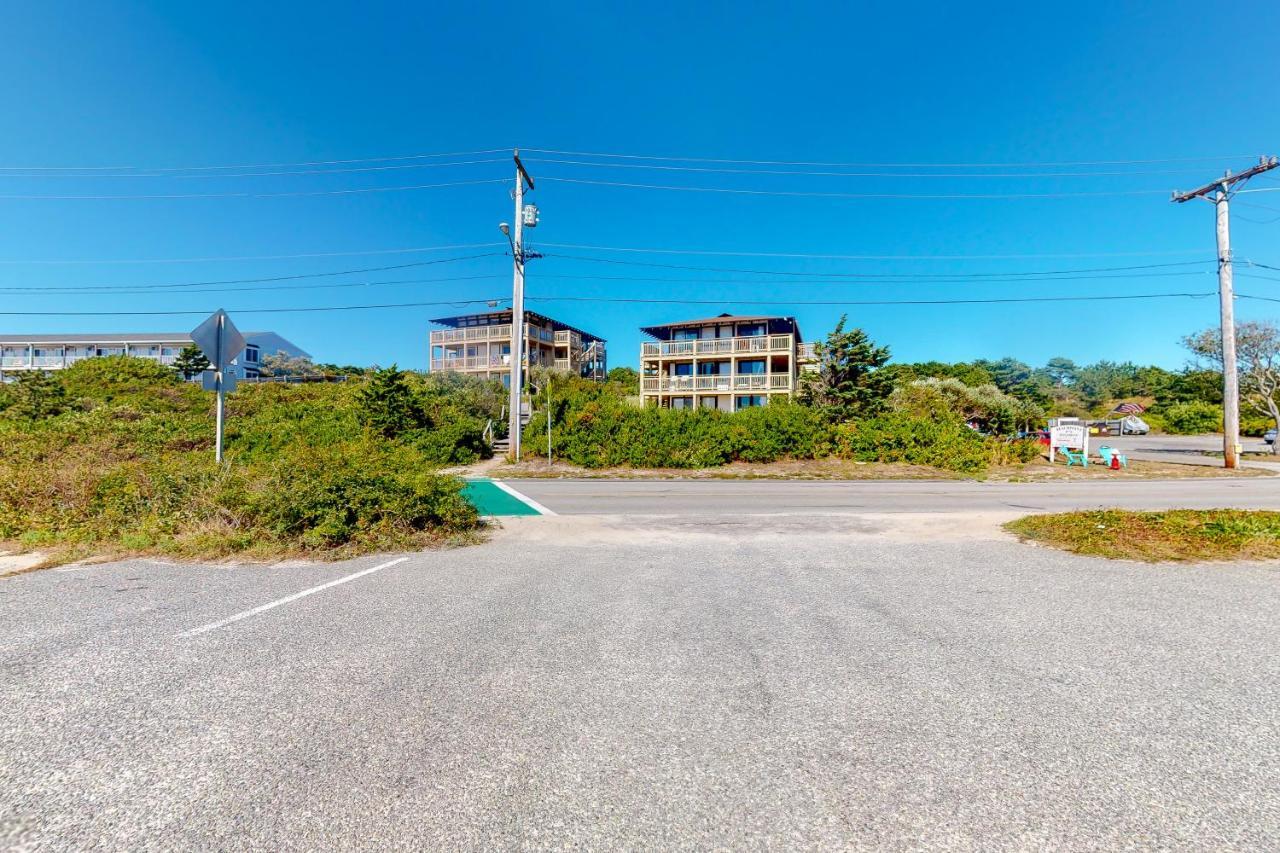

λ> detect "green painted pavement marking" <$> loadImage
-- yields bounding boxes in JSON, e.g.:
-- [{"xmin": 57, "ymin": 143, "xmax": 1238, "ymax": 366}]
[{"xmin": 462, "ymin": 479, "xmax": 543, "ymax": 516}]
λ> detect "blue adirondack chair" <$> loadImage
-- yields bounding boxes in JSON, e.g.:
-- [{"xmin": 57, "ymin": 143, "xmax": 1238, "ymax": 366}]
[
  {"xmin": 1061, "ymin": 448, "xmax": 1087, "ymax": 467},
  {"xmin": 1097, "ymin": 446, "xmax": 1128, "ymax": 468}
]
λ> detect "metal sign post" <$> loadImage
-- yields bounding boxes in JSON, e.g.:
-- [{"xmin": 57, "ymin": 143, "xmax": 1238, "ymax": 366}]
[{"xmin": 190, "ymin": 309, "xmax": 247, "ymax": 463}]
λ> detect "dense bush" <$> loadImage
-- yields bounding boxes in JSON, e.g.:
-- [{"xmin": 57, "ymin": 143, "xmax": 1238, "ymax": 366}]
[
  {"xmin": 1160, "ymin": 401, "xmax": 1222, "ymax": 435},
  {"xmin": 0, "ymin": 359, "xmax": 496, "ymax": 562},
  {"xmin": 889, "ymin": 377, "xmax": 1043, "ymax": 435},
  {"xmin": 835, "ymin": 413, "xmax": 1040, "ymax": 474},
  {"xmin": 534, "ymin": 388, "xmax": 833, "ymax": 468}
]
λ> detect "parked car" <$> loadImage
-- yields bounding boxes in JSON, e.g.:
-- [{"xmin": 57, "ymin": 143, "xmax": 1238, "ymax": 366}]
[{"xmin": 1265, "ymin": 428, "xmax": 1277, "ymax": 445}]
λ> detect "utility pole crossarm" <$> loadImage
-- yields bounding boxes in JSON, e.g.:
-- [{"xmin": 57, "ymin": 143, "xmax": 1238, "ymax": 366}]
[{"xmin": 1172, "ymin": 156, "xmax": 1279, "ymax": 203}]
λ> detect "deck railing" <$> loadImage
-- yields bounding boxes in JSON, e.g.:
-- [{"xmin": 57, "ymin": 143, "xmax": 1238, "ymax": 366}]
[
  {"xmin": 641, "ymin": 373, "xmax": 794, "ymax": 392},
  {"xmin": 641, "ymin": 334, "xmax": 794, "ymax": 358}
]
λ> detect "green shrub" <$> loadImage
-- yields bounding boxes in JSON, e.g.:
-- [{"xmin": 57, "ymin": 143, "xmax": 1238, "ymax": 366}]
[
  {"xmin": 835, "ymin": 413, "xmax": 1039, "ymax": 475},
  {"xmin": 1160, "ymin": 401, "xmax": 1222, "ymax": 434},
  {"xmin": 539, "ymin": 397, "xmax": 833, "ymax": 468},
  {"xmin": 0, "ymin": 372, "xmax": 487, "ymax": 562}
]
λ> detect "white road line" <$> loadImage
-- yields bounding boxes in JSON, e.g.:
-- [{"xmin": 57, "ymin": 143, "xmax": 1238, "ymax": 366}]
[
  {"xmin": 178, "ymin": 556, "xmax": 409, "ymax": 638},
  {"xmin": 491, "ymin": 479, "xmax": 558, "ymax": 515}
]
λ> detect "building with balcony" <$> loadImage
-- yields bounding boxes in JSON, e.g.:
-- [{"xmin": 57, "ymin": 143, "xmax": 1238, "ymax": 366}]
[
  {"xmin": 640, "ymin": 314, "xmax": 813, "ymax": 411},
  {"xmin": 0, "ymin": 331, "xmax": 310, "ymax": 381},
  {"xmin": 429, "ymin": 309, "xmax": 606, "ymax": 385}
]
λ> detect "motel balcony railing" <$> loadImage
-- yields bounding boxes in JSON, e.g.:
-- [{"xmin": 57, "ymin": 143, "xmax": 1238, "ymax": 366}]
[
  {"xmin": 640, "ymin": 334, "xmax": 795, "ymax": 358},
  {"xmin": 641, "ymin": 373, "xmax": 794, "ymax": 392}
]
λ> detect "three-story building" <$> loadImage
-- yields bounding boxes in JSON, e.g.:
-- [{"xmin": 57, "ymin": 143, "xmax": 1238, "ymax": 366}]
[
  {"xmin": 639, "ymin": 314, "xmax": 813, "ymax": 411},
  {"xmin": 429, "ymin": 309, "xmax": 606, "ymax": 385}
]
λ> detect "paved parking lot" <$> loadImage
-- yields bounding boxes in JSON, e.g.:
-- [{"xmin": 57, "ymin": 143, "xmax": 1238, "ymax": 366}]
[{"xmin": 3, "ymin": 501, "xmax": 1278, "ymax": 850}]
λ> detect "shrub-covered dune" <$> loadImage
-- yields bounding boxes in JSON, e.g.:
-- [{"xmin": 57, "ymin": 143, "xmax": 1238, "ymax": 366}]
[{"xmin": 0, "ymin": 358, "xmax": 499, "ymax": 565}]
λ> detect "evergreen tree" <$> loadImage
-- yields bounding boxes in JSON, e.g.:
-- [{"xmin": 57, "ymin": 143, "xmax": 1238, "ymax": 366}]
[
  {"xmin": 9, "ymin": 370, "xmax": 67, "ymax": 419},
  {"xmin": 356, "ymin": 365, "xmax": 422, "ymax": 438},
  {"xmin": 172, "ymin": 344, "xmax": 211, "ymax": 379},
  {"xmin": 798, "ymin": 316, "xmax": 893, "ymax": 419}
]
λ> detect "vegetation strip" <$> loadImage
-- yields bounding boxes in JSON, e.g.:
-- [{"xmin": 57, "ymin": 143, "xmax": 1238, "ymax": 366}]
[{"xmin": 1004, "ymin": 510, "xmax": 1280, "ymax": 562}]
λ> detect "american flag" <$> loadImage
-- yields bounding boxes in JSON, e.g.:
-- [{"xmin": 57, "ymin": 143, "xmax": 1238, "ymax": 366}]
[{"xmin": 1113, "ymin": 402, "xmax": 1145, "ymax": 414}]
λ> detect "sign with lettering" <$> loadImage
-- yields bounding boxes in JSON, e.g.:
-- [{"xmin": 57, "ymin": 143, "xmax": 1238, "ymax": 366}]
[{"xmin": 1049, "ymin": 423, "xmax": 1088, "ymax": 462}]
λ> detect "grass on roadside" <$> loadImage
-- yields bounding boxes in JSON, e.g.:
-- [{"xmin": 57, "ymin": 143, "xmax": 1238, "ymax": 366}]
[{"xmin": 1004, "ymin": 509, "xmax": 1280, "ymax": 562}]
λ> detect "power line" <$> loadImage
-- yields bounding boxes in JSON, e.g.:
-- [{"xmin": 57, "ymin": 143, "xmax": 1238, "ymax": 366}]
[
  {"xmin": 539, "ymin": 252, "xmax": 1212, "ymax": 280},
  {"xmin": 523, "ymin": 147, "xmax": 1258, "ymax": 169},
  {"xmin": 0, "ymin": 291, "xmax": 1216, "ymax": 316},
  {"xmin": 0, "ymin": 298, "xmax": 507, "ymax": 316},
  {"xmin": 523, "ymin": 156, "xmax": 1211, "ymax": 179},
  {"xmin": 0, "ymin": 253, "xmax": 503, "ymax": 292},
  {"xmin": 0, "ymin": 273, "xmax": 507, "ymax": 296},
  {"xmin": 533, "ymin": 241, "xmax": 1208, "ymax": 261},
  {"xmin": 538, "ymin": 175, "xmax": 1170, "ymax": 200},
  {"xmin": 0, "ymin": 241, "xmax": 508, "ymax": 266},
  {"xmin": 0, "ymin": 158, "xmax": 509, "ymax": 180},
  {"xmin": 0, "ymin": 147, "xmax": 510, "ymax": 173},
  {"xmin": 0, "ymin": 177, "xmax": 510, "ymax": 201},
  {"xmin": 526, "ymin": 292, "xmax": 1215, "ymax": 307}
]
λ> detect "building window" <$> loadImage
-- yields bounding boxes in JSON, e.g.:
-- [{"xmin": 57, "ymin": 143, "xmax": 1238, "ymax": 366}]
[
  {"xmin": 737, "ymin": 359, "xmax": 766, "ymax": 375},
  {"xmin": 672, "ymin": 329, "xmax": 700, "ymax": 341},
  {"xmin": 244, "ymin": 346, "xmax": 259, "ymax": 363},
  {"xmin": 735, "ymin": 395, "xmax": 767, "ymax": 409},
  {"xmin": 670, "ymin": 396, "xmax": 694, "ymax": 409},
  {"xmin": 738, "ymin": 323, "xmax": 766, "ymax": 337},
  {"xmin": 699, "ymin": 397, "xmax": 719, "ymax": 409},
  {"xmin": 671, "ymin": 362, "xmax": 693, "ymax": 376}
]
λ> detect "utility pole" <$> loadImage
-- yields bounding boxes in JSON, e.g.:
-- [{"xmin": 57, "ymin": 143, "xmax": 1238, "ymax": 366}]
[
  {"xmin": 505, "ymin": 149, "xmax": 536, "ymax": 461},
  {"xmin": 1173, "ymin": 155, "xmax": 1279, "ymax": 469}
]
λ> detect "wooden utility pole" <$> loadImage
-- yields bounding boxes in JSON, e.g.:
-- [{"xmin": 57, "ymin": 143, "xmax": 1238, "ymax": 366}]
[
  {"xmin": 507, "ymin": 150, "xmax": 536, "ymax": 461},
  {"xmin": 1172, "ymin": 156, "xmax": 1279, "ymax": 468}
]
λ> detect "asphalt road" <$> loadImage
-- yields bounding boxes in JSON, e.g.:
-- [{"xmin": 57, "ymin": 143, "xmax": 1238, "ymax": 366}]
[
  {"xmin": 1107, "ymin": 434, "xmax": 1280, "ymax": 468},
  {"xmin": 4, "ymin": 506, "xmax": 1279, "ymax": 849},
  {"xmin": 503, "ymin": 475, "xmax": 1280, "ymax": 516}
]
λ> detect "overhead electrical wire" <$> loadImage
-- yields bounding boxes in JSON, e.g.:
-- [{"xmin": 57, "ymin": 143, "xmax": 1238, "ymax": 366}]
[
  {"xmin": 0, "ymin": 158, "xmax": 509, "ymax": 180},
  {"xmin": 526, "ymin": 293, "xmax": 1215, "ymax": 307},
  {"xmin": 522, "ymin": 157, "xmax": 1211, "ymax": 179},
  {"xmin": 537, "ymin": 252, "xmax": 1212, "ymax": 279},
  {"xmin": 0, "ymin": 147, "xmax": 511, "ymax": 173},
  {"xmin": 0, "ymin": 252, "xmax": 503, "ymax": 292},
  {"xmin": 0, "ymin": 241, "xmax": 508, "ymax": 265},
  {"xmin": 522, "ymin": 147, "xmax": 1258, "ymax": 169},
  {"xmin": 0, "ymin": 291, "xmax": 1219, "ymax": 316},
  {"xmin": 0, "ymin": 177, "xmax": 511, "ymax": 201},
  {"xmin": 0, "ymin": 274, "xmax": 507, "ymax": 297},
  {"xmin": 533, "ymin": 241, "xmax": 1210, "ymax": 260},
  {"xmin": 537, "ymin": 175, "xmax": 1170, "ymax": 200}
]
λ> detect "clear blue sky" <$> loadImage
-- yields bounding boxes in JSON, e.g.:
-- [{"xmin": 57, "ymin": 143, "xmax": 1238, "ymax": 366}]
[{"xmin": 2, "ymin": 1, "xmax": 1278, "ymax": 370}]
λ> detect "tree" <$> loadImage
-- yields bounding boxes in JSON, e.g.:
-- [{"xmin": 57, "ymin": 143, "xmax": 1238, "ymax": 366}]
[
  {"xmin": 6, "ymin": 370, "xmax": 67, "ymax": 419},
  {"xmin": 258, "ymin": 352, "xmax": 321, "ymax": 378},
  {"xmin": 172, "ymin": 344, "xmax": 211, "ymax": 379},
  {"xmin": 1183, "ymin": 320, "xmax": 1280, "ymax": 454},
  {"xmin": 356, "ymin": 365, "xmax": 422, "ymax": 438},
  {"xmin": 607, "ymin": 366, "xmax": 639, "ymax": 388},
  {"xmin": 1041, "ymin": 356, "xmax": 1079, "ymax": 388},
  {"xmin": 797, "ymin": 316, "xmax": 892, "ymax": 419}
]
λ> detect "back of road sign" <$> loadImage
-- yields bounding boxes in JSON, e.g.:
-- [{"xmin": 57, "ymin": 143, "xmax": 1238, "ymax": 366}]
[{"xmin": 190, "ymin": 309, "xmax": 246, "ymax": 371}]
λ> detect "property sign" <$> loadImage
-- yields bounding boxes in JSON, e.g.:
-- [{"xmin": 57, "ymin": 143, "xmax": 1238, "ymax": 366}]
[{"xmin": 1049, "ymin": 423, "xmax": 1088, "ymax": 462}]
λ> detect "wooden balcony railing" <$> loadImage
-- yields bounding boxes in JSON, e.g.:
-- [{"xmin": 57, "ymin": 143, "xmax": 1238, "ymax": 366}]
[
  {"xmin": 641, "ymin": 334, "xmax": 794, "ymax": 358},
  {"xmin": 641, "ymin": 373, "xmax": 794, "ymax": 392}
]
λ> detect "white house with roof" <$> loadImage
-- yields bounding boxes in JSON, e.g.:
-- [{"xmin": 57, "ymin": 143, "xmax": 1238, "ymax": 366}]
[{"xmin": 0, "ymin": 331, "xmax": 310, "ymax": 381}]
